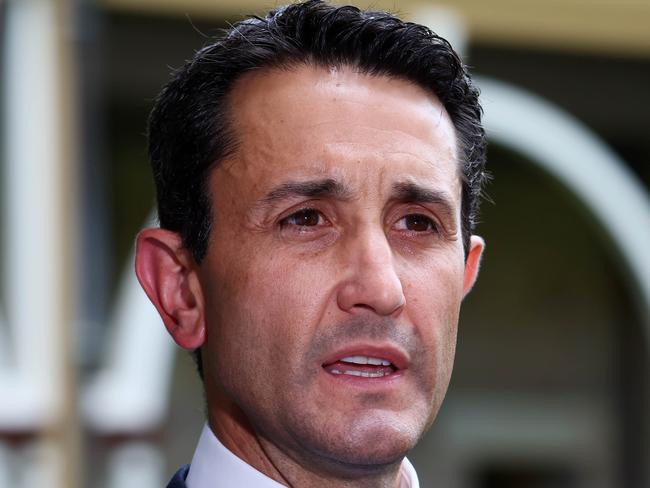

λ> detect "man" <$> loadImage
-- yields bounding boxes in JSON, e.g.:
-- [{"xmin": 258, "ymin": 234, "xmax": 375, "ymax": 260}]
[{"xmin": 135, "ymin": 1, "xmax": 487, "ymax": 486}]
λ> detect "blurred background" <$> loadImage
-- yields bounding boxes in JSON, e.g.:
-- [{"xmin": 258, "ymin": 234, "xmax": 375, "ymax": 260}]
[{"xmin": 0, "ymin": 0, "xmax": 649, "ymax": 487}]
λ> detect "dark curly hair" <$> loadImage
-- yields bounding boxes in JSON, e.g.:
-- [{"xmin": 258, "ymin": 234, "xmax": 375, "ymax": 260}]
[{"xmin": 147, "ymin": 0, "xmax": 488, "ymax": 378}]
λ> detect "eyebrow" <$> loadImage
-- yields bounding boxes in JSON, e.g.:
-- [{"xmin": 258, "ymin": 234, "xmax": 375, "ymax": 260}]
[
  {"xmin": 391, "ymin": 181, "xmax": 457, "ymax": 224},
  {"xmin": 255, "ymin": 178, "xmax": 353, "ymax": 209},
  {"xmin": 251, "ymin": 178, "xmax": 458, "ymax": 227}
]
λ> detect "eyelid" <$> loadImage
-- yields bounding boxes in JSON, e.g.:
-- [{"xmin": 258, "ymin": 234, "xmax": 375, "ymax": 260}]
[
  {"xmin": 280, "ymin": 208, "xmax": 324, "ymax": 226},
  {"xmin": 389, "ymin": 203, "xmax": 440, "ymax": 226},
  {"xmin": 393, "ymin": 213, "xmax": 438, "ymax": 232},
  {"xmin": 277, "ymin": 203, "xmax": 333, "ymax": 228}
]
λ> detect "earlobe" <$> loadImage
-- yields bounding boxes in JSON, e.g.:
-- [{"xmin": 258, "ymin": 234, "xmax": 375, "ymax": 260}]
[
  {"xmin": 135, "ymin": 228, "xmax": 206, "ymax": 350},
  {"xmin": 462, "ymin": 235, "xmax": 485, "ymax": 297}
]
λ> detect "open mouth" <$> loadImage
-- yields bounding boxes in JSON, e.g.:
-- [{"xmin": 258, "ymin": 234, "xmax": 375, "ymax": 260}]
[{"xmin": 322, "ymin": 355, "xmax": 398, "ymax": 378}]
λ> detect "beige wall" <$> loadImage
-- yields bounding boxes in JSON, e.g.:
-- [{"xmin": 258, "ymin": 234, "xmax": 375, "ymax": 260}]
[{"xmin": 100, "ymin": 0, "xmax": 650, "ymax": 57}]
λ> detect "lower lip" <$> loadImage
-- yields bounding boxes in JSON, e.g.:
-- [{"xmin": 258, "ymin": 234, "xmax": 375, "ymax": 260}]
[{"xmin": 321, "ymin": 367, "xmax": 406, "ymax": 389}]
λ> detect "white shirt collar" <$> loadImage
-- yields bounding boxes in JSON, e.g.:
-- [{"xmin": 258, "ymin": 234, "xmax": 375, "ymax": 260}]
[{"xmin": 186, "ymin": 423, "xmax": 419, "ymax": 488}]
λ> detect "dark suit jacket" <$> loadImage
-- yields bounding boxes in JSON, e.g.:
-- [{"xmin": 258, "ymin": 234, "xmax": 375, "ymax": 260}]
[{"xmin": 167, "ymin": 465, "xmax": 190, "ymax": 488}]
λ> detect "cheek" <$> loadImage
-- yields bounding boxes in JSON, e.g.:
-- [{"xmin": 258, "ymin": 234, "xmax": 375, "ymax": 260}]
[
  {"xmin": 403, "ymin": 250, "xmax": 465, "ymax": 317},
  {"xmin": 205, "ymin": 251, "xmax": 331, "ymax": 377},
  {"xmin": 402, "ymin": 253, "xmax": 464, "ymax": 363}
]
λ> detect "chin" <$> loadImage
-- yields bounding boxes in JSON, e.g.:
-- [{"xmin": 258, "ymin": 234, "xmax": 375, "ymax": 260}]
[{"xmin": 301, "ymin": 412, "xmax": 424, "ymax": 472}]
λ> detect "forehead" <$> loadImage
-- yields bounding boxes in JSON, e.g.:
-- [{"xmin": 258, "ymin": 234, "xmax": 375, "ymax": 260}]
[{"xmin": 218, "ymin": 64, "xmax": 460, "ymax": 201}]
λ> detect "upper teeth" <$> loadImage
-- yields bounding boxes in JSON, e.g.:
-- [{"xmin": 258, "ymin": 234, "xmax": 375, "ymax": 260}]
[{"xmin": 340, "ymin": 355, "xmax": 391, "ymax": 366}]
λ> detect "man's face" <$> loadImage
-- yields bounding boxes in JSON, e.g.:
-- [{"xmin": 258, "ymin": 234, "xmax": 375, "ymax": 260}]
[{"xmin": 197, "ymin": 65, "xmax": 479, "ymax": 473}]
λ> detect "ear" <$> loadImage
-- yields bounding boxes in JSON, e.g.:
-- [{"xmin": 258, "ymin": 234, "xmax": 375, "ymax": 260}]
[
  {"xmin": 135, "ymin": 228, "xmax": 206, "ymax": 350},
  {"xmin": 462, "ymin": 235, "xmax": 485, "ymax": 297}
]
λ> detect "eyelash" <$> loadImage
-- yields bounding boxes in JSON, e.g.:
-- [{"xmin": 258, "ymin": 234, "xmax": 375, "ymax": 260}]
[
  {"xmin": 394, "ymin": 213, "xmax": 438, "ymax": 234},
  {"xmin": 279, "ymin": 208, "xmax": 438, "ymax": 235},
  {"xmin": 279, "ymin": 208, "xmax": 326, "ymax": 229}
]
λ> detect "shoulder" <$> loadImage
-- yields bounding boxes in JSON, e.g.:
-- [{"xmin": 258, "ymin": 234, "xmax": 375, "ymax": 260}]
[{"xmin": 166, "ymin": 464, "xmax": 190, "ymax": 488}]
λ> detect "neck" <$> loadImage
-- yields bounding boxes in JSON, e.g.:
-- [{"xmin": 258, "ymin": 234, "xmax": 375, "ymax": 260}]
[
  {"xmin": 206, "ymin": 389, "xmax": 290, "ymax": 485},
  {"xmin": 206, "ymin": 389, "xmax": 404, "ymax": 488}
]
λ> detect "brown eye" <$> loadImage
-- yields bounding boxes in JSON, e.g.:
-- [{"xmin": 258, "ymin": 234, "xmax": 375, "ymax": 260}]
[
  {"xmin": 396, "ymin": 214, "xmax": 436, "ymax": 232},
  {"xmin": 281, "ymin": 209, "xmax": 323, "ymax": 227}
]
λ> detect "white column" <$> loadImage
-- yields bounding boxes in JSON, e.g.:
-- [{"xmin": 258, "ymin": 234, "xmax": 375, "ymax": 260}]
[
  {"xmin": 106, "ymin": 442, "xmax": 166, "ymax": 488},
  {"xmin": 412, "ymin": 5, "xmax": 468, "ymax": 59},
  {"xmin": 0, "ymin": 0, "xmax": 79, "ymax": 486}
]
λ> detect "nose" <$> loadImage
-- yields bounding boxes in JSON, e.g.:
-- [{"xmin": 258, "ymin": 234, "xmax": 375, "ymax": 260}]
[{"xmin": 336, "ymin": 228, "xmax": 405, "ymax": 316}]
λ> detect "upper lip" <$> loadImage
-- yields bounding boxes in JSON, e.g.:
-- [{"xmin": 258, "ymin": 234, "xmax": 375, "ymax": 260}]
[{"xmin": 321, "ymin": 343, "xmax": 410, "ymax": 370}]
